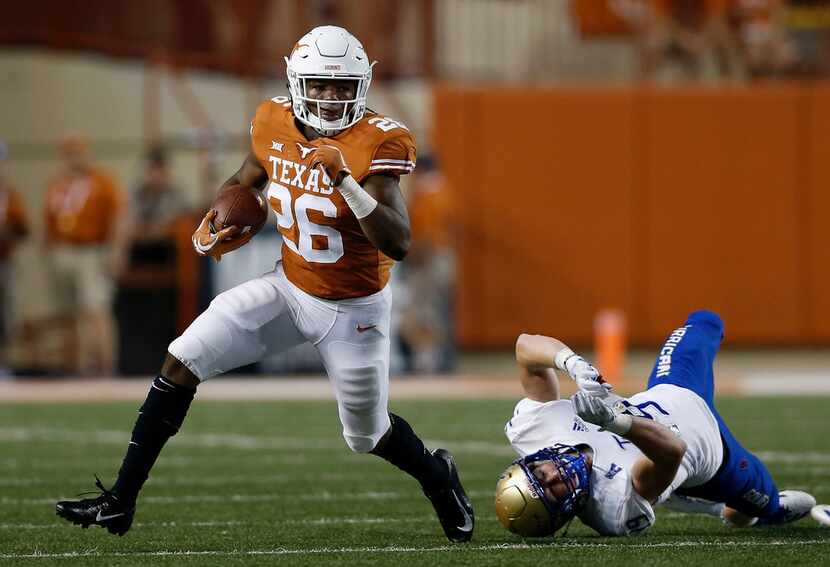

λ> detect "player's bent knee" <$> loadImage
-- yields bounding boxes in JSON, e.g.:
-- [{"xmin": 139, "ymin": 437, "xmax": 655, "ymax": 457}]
[
  {"xmin": 340, "ymin": 411, "xmax": 390, "ymax": 454},
  {"xmin": 160, "ymin": 352, "xmax": 200, "ymax": 388},
  {"xmin": 167, "ymin": 300, "xmax": 238, "ymax": 382},
  {"xmin": 343, "ymin": 433, "xmax": 379, "ymax": 454},
  {"xmin": 687, "ymin": 310, "xmax": 724, "ymax": 335},
  {"xmin": 166, "ymin": 335, "xmax": 206, "ymax": 380}
]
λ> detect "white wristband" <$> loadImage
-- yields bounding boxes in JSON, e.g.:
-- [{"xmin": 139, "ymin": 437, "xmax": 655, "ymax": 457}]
[
  {"xmin": 554, "ymin": 347, "xmax": 577, "ymax": 373},
  {"xmin": 337, "ymin": 175, "xmax": 378, "ymax": 220},
  {"xmin": 603, "ymin": 413, "xmax": 633, "ymax": 436}
]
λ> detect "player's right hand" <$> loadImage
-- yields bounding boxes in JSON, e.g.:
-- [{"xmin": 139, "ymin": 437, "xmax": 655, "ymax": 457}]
[
  {"xmin": 565, "ymin": 355, "xmax": 613, "ymax": 398},
  {"xmin": 191, "ymin": 209, "xmax": 249, "ymax": 262},
  {"xmin": 572, "ymin": 390, "xmax": 631, "ymax": 434},
  {"xmin": 310, "ymin": 144, "xmax": 351, "ymax": 186}
]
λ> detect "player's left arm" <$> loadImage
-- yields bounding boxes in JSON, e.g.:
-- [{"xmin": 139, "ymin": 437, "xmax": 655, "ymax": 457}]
[
  {"xmin": 357, "ymin": 173, "xmax": 410, "ymax": 260},
  {"xmin": 514, "ymin": 334, "xmax": 565, "ymax": 402},
  {"xmin": 572, "ymin": 391, "xmax": 687, "ymax": 503},
  {"xmin": 512, "ymin": 334, "xmax": 612, "ymax": 402},
  {"xmin": 627, "ymin": 420, "xmax": 687, "ymax": 503},
  {"xmin": 310, "ymin": 146, "xmax": 410, "ymax": 260}
]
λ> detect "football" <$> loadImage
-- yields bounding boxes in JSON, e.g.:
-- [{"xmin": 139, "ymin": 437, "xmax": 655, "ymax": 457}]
[{"xmin": 210, "ymin": 184, "xmax": 268, "ymax": 238}]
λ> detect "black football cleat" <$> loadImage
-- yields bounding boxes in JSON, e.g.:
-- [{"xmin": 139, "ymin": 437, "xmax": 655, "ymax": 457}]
[
  {"xmin": 55, "ymin": 476, "xmax": 135, "ymax": 536},
  {"xmin": 425, "ymin": 449, "xmax": 475, "ymax": 543}
]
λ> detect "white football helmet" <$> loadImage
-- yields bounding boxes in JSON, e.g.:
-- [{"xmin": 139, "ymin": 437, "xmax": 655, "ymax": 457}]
[{"xmin": 285, "ymin": 26, "xmax": 375, "ymax": 135}]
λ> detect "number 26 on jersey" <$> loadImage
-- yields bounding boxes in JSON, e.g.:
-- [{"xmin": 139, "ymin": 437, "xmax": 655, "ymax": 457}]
[{"xmin": 267, "ymin": 181, "xmax": 344, "ymax": 264}]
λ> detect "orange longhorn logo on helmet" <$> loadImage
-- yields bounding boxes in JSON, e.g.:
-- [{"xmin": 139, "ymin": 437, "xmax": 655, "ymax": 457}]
[{"xmin": 291, "ymin": 43, "xmax": 309, "ymax": 56}]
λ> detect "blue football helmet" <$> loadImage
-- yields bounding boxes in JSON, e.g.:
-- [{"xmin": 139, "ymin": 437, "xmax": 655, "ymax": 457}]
[{"xmin": 495, "ymin": 444, "xmax": 591, "ymax": 536}]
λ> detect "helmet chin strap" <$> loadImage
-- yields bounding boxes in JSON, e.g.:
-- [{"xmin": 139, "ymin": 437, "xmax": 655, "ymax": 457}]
[
  {"xmin": 307, "ymin": 100, "xmax": 351, "ymax": 136},
  {"xmin": 311, "ymin": 126, "xmax": 339, "ymax": 137},
  {"xmin": 312, "ymin": 124, "xmax": 342, "ymax": 137}
]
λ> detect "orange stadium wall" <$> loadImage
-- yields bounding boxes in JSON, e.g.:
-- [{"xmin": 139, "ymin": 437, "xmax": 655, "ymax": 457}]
[{"xmin": 433, "ymin": 83, "xmax": 830, "ymax": 348}]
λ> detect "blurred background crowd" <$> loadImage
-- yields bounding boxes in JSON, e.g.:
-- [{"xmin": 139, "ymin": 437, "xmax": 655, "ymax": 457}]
[{"xmin": 1, "ymin": 0, "xmax": 829, "ymax": 378}]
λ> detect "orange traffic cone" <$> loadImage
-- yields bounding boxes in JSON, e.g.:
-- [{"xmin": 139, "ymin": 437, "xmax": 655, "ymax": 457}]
[{"xmin": 594, "ymin": 308, "xmax": 627, "ymax": 384}]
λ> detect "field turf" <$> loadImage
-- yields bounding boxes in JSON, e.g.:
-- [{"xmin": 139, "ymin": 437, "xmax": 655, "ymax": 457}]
[{"xmin": 0, "ymin": 396, "xmax": 828, "ymax": 565}]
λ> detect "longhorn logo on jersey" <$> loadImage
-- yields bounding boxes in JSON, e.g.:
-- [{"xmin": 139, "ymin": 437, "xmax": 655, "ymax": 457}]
[{"xmin": 296, "ymin": 143, "xmax": 316, "ymax": 159}]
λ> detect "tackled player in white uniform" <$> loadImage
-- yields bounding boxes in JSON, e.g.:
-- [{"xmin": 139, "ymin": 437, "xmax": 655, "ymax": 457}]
[{"xmin": 496, "ymin": 310, "xmax": 816, "ymax": 537}]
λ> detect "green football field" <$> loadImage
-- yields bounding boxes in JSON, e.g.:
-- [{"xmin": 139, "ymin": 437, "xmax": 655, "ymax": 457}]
[{"xmin": 0, "ymin": 397, "xmax": 828, "ymax": 565}]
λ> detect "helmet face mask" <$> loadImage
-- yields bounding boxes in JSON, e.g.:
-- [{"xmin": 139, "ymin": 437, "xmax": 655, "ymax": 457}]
[
  {"xmin": 495, "ymin": 445, "xmax": 591, "ymax": 537},
  {"xmin": 299, "ymin": 78, "xmax": 357, "ymax": 123},
  {"xmin": 285, "ymin": 26, "xmax": 375, "ymax": 136}
]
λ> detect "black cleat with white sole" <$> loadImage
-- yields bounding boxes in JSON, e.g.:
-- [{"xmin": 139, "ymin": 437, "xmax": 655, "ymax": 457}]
[
  {"xmin": 425, "ymin": 448, "xmax": 475, "ymax": 543},
  {"xmin": 55, "ymin": 476, "xmax": 135, "ymax": 536}
]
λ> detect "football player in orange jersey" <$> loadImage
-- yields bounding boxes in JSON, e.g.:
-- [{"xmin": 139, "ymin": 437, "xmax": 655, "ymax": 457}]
[
  {"xmin": 56, "ymin": 26, "xmax": 474, "ymax": 543},
  {"xmin": 0, "ymin": 141, "xmax": 29, "ymax": 373}
]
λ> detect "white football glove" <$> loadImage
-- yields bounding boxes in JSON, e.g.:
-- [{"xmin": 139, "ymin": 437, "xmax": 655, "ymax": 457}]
[
  {"xmin": 554, "ymin": 347, "xmax": 613, "ymax": 398},
  {"xmin": 572, "ymin": 390, "xmax": 632, "ymax": 435}
]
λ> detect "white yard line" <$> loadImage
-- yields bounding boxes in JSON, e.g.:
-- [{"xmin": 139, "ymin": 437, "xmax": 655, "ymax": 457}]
[
  {"xmin": 9, "ymin": 483, "xmax": 830, "ymax": 509},
  {"xmin": 741, "ymin": 372, "xmax": 830, "ymax": 395},
  {"xmin": 2, "ymin": 490, "xmax": 497, "ymax": 507},
  {"xmin": 2, "ymin": 373, "xmax": 827, "ymax": 403},
  {"xmin": 0, "ymin": 470, "xmax": 498, "ymax": 487},
  {"xmin": 0, "ymin": 514, "xmax": 719, "ymax": 531},
  {"xmin": 1, "ymin": 540, "xmax": 828, "ymax": 559},
  {"xmin": 0, "ymin": 426, "xmax": 516, "ymax": 456},
  {"xmin": 756, "ymin": 451, "xmax": 830, "ymax": 465},
  {"xmin": 0, "ymin": 377, "xmax": 525, "ymax": 403},
  {"xmin": 0, "ymin": 517, "xmax": 436, "ymax": 530},
  {"xmin": 2, "ymin": 427, "xmax": 829, "ymax": 464},
  {"xmin": 7, "ymin": 454, "xmax": 316, "ymax": 470}
]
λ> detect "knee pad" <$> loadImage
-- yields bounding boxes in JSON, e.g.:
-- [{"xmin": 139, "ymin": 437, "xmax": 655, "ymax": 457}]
[
  {"xmin": 167, "ymin": 304, "xmax": 235, "ymax": 381},
  {"xmin": 339, "ymin": 364, "xmax": 382, "ymax": 412},
  {"xmin": 337, "ymin": 365, "xmax": 389, "ymax": 453},
  {"xmin": 324, "ymin": 340, "xmax": 390, "ymax": 453}
]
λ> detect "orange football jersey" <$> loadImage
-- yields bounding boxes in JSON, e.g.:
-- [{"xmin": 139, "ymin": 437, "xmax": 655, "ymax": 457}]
[
  {"xmin": 44, "ymin": 168, "xmax": 123, "ymax": 245},
  {"xmin": 652, "ymin": 0, "xmax": 728, "ymax": 28},
  {"xmin": 0, "ymin": 186, "xmax": 27, "ymax": 260},
  {"xmin": 250, "ymin": 97, "xmax": 416, "ymax": 300},
  {"xmin": 728, "ymin": 0, "xmax": 777, "ymax": 24}
]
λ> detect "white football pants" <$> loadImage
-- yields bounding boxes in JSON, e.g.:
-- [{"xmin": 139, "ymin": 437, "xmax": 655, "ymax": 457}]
[{"xmin": 168, "ymin": 262, "xmax": 392, "ymax": 453}]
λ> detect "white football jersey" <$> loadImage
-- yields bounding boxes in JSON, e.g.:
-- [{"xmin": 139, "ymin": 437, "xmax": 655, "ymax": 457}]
[{"xmin": 504, "ymin": 384, "xmax": 723, "ymax": 536}]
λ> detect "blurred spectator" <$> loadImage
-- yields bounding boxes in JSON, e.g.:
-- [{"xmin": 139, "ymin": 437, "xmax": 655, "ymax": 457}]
[
  {"xmin": 640, "ymin": 0, "xmax": 742, "ymax": 80},
  {"xmin": 728, "ymin": 0, "xmax": 796, "ymax": 78},
  {"xmin": 397, "ymin": 155, "xmax": 456, "ymax": 374},
  {"xmin": 787, "ymin": 0, "xmax": 830, "ymax": 76},
  {"xmin": 120, "ymin": 146, "xmax": 187, "ymax": 265},
  {"xmin": 612, "ymin": 0, "xmax": 654, "ymax": 26},
  {"xmin": 114, "ymin": 146, "xmax": 187, "ymax": 375},
  {"xmin": 0, "ymin": 141, "xmax": 28, "ymax": 375},
  {"xmin": 44, "ymin": 136, "xmax": 125, "ymax": 375}
]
